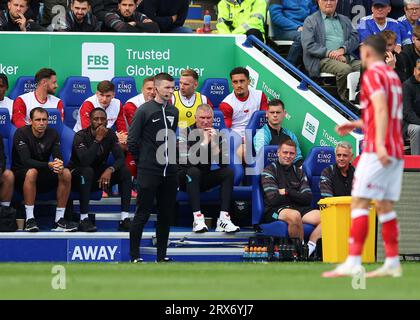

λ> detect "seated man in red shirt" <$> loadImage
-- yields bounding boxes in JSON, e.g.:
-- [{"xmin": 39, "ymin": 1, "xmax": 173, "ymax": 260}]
[{"xmin": 12, "ymin": 68, "xmax": 64, "ymax": 128}]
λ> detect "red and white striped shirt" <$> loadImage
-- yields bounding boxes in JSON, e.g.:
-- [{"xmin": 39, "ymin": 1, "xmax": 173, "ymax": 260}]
[
  {"xmin": 360, "ymin": 61, "xmax": 404, "ymax": 159},
  {"xmin": 12, "ymin": 91, "xmax": 63, "ymax": 128}
]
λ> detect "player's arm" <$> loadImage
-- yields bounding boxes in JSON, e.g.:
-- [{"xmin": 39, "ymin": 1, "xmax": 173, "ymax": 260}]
[
  {"xmin": 80, "ymin": 101, "xmax": 95, "ymax": 129},
  {"xmin": 219, "ymin": 102, "xmax": 233, "ymax": 128},
  {"xmin": 12, "ymin": 97, "xmax": 28, "ymax": 128},
  {"xmin": 372, "ymin": 92, "xmax": 391, "ymax": 166},
  {"xmin": 336, "ymin": 119, "xmax": 364, "ymax": 136}
]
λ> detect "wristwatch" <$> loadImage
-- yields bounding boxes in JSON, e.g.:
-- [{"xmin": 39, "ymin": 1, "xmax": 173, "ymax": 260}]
[{"xmin": 108, "ymin": 166, "xmax": 115, "ymax": 173}]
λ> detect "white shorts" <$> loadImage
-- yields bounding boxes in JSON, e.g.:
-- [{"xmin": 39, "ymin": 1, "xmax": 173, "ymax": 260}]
[{"xmin": 352, "ymin": 152, "xmax": 404, "ymax": 201}]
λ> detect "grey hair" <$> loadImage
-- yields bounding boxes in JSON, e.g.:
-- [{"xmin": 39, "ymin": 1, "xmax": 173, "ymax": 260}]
[
  {"xmin": 196, "ymin": 103, "xmax": 213, "ymax": 115},
  {"xmin": 404, "ymin": 0, "xmax": 420, "ymax": 6},
  {"xmin": 335, "ymin": 141, "xmax": 353, "ymax": 153}
]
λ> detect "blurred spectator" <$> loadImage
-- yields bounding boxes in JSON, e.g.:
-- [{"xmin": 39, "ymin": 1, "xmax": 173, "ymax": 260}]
[
  {"xmin": 12, "ymin": 68, "xmax": 63, "ymax": 128},
  {"xmin": 357, "ymin": 0, "xmax": 402, "ymax": 53},
  {"xmin": 73, "ymin": 80, "xmax": 127, "ymax": 137},
  {"xmin": 319, "ymin": 141, "xmax": 355, "ymax": 197},
  {"xmin": 398, "ymin": 0, "xmax": 420, "ymax": 46},
  {"xmin": 0, "ymin": 0, "xmax": 45, "ymax": 31},
  {"xmin": 336, "ymin": 0, "xmax": 372, "ymax": 23},
  {"xmin": 173, "ymin": 69, "xmax": 212, "ymax": 129},
  {"xmin": 0, "ymin": 74, "xmax": 13, "ymax": 117},
  {"xmin": 123, "ymin": 76, "xmax": 155, "ymax": 126},
  {"xmin": 268, "ymin": 0, "xmax": 317, "ymax": 67},
  {"xmin": 217, "ymin": 0, "xmax": 266, "ymax": 42},
  {"xmin": 302, "ymin": 0, "xmax": 361, "ymax": 100},
  {"xmin": 401, "ymin": 25, "xmax": 420, "ymax": 76},
  {"xmin": 0, "ymin": 0, "xmax": 40, "ymax": 21},
  {"xmin": 90, "ymin": 0, "xmax": 117, "ymax": 22},
  {"xmin": 253, "ymin": 99, "xmax": 303, "ymax": 166},
  {"xmin": 381, "ymin": 30, "xmax": 409, "ymax": 81},
  {"xmin": 402, "ymin": 58, "xmax": 420, "ymax": 155},
  {"xmin": 138, "ymin": 0, "xmax": 191, "ymax": 33},
  {"xmin": 58, "ymin": 0, "xmax": 100, "ymax": 31},
  {"xmin": 41, "ymin": 0, "xmax": 68, "ymax": 27},
  {"xmin": 389, "ymin": 0, "xmax": 405, "ymax": 19},
  {"xmin": 103, "ymin": 0, "xmax": 159, "ymax": 33}
]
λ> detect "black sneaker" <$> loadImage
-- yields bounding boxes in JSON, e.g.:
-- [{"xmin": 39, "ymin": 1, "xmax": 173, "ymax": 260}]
[
  {"xmin": 78, "ymin": 218, "xmax": 97, "ymax": 232},
  {"xmin": 156, "ymin": 257, "xmax": 174, "ymax": 263},
  {"xmin": 25, "ymin": 218, "xmax": 39, "ymax": 232},
  {"xmin": 118, "ymin": 218, "xmax": 131, "ymax": 231},
  {"xmin": 130, "ymin": 258, "xmax": 144, "ymax": 263},
  {"xmin": 53, "ymin": 218, "xmax": 78, "ymax": 232}
]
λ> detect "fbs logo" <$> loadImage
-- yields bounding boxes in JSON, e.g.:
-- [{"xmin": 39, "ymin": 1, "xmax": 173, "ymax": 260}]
[
  {"xmin": 246, "ymin": 65, "xmax": 259, "ymax": 88},
  {"xmin": 302, "ymin": 113, "xmax": 319, "ymax": 144},
  {"xmin": 82, "ymin": 43, "xmax": 115, "ymax": 81}
]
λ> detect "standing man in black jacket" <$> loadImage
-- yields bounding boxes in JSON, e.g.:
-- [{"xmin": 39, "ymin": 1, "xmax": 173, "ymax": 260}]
[
  {"xmin": 128, "ymin": 72, "xmax": 179, "ymax": 263},
  {"xmin": 138, "ymin": 0, "xmax": 191, "ymax": 33},
  {"xmin": 69, "ymin": 107, "xmax": 132, "ymax": 232}
]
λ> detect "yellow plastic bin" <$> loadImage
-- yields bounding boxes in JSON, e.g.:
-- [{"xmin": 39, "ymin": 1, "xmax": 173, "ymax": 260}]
[{"xmin": 318, "ymin": 196, "xmax": 376, "ymax": 263}]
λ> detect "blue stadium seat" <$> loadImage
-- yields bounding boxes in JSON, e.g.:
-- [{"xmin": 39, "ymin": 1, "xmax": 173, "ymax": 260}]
[
  {"xmin": 111, "ymin": 76, "xmax": 138, "ymax": 104},
  {"xmin": 252, "ymin": 145, "xmax": 315, "ymax": 239},
  {"xmin": 245, "ymin": 110, "xmax": 267, "ymax": 156},
  {"xmin": 212, "ymin": 110, "xmax": 226, "ymax": 130},
  {"xmin": 58, "ymin": 76, "xmax": 93, "ymax": 129},
  {"xmin": 8, "ymin": 76, "xmax": 36, "ymax": 100},
  {"xmin": 302, "ymin": 146, "xmax": 336, "ymax": 208},
  {"xmin": 0, "ymin": 108, "xmax": 14, "ymax": 169},
  {"xmin": 174, "ymin": 78, "xmax": 180, "ymax": 91},
  {"xmin": 200, "ymin": 78, "xmax": 230, "ymax": 108}
]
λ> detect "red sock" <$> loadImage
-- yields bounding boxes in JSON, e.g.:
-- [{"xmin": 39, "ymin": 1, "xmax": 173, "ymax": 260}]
[
  {"xmin": 382, "ymin": 217, "xmax": 399, "ymax": 258},
  {"xmin": 349, "ymin": 214, "xmax": 369, "ymax": 256}
]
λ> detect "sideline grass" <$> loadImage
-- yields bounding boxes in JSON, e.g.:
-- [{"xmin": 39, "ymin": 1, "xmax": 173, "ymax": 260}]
[{"xmin": 0, "ymin": 262, "xmax": 419, "ymax": 299}]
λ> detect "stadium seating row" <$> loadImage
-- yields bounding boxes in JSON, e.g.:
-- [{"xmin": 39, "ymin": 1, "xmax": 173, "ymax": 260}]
[{"xmin": 7, "ymin": 76, "xmax": 231, "ymax": 128}]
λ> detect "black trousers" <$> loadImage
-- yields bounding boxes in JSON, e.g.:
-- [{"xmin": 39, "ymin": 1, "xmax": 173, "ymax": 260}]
[
  {"xmin": 71, "ymin": 165, "xmax": 132, "ymax": 215},
  {"xmin": 178, "ymin": 167, "xmax": 234, "ymax": 213},
  {"xmin": 129, "ymin": 173, "xmax": 178, "ymax": 260}
]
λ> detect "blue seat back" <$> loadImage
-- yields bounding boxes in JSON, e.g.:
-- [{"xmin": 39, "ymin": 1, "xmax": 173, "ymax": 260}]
[
  {"xmin": 111, "ymin": 76, "xmax": 138, "ymax": 104},
  {"xmin": 245, "ymin": 110, "xmax": 267, "ymax": 155},
  {"xmin": 302, "ymin": 146, "xmax": 336, "ymax": 208},
  {"xmin": 252, "ymin": 145, "xmax": 278, "ymax": 225},
  {"xmin": 212, "ymin": 110, "xmax": 226, "ymax": 130},
  {"xmin": 8, "ymin": 76, "xmax": 36, "ymax": 100},
  {"xmin": 58, "ymin": 76, "xmax": 93, "ymax": 128},
  {"xmin": 0, "ymin": 108, "xmax": 13, "ymax": 169},
  {"xmin": 200, "ymin": 78, "xmax": 230, "ymax": 108},
  {"xmin": 174, "ymin": 78, "xmax": 180, "ymax": 91}
]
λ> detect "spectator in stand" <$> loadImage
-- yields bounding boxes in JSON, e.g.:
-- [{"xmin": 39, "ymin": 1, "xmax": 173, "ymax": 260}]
[
  {"xmin": 123, "ymin": 76, "xmax": 155, "ymax": 126},
  {"xmin": 390, "ymin": 0, "xmax": 405, "ymax": 19},
  {"xmin": 302, "ymin": 0, "xmax": 361, "ymax": 100},
  {"xmin": 401, "ymin": 25, "xmax": 420, "ymax": 75},
  {"xmin": 336, "ymin": 0, "xmax": 372, "ymax": 23},
  {"xmin": 261, "ymin": 139, "xmax": 322, "ymax": 257},
  {"xmin": 173, "ymin": 69, "xmax": 213, "ymax": 129},
  {"xmin": 268, "ymin": 0, "xmax": 317, "ymax": 67},
  {"xmin": 402, "ymin": 58, "xmax": 420, "ymax": 155},
  {"xmin": 89, "ymin": 0, "xmax": 117, "ymax": 22},
  {"xmin": 319, "ymin": 141, "xmax": 355, "ymax": 198},
  {"xmin": 381, "ymin": 30, "xmax": 409, "ymax": 81},
  {"xmin": 0, "ymin": 74, "xmax": 13, "ymax": 117},
  {"xmin": 12, "ymin": 107, "xmax": 77, "ymax": 232},
  {"xmin": 138, "ymin": 0, "xmax": 192, "ymax": 33},
  {"xmin": 177, "ymin": 104, "xmax": 239, "ymax": 234},
  {"xmin": 0, "ymin": 0, "xmax": 40, "ymax": 21},
  {"xmin": 104, "ymin": 0, "xmax": 159, "ymax": 33},
  {"xmin": 123, "ymin": 76, "xmax": 155, "ymax": 178},
  {"xmin": 217, "ymin": 0, "xmax": 266, "ymax": 42},
  {"xmin": 0, "ymin": 0, "xmax": 45, "ymax": 31},
  {"xmin": 69, "ymin": 107, "xmax": 132, "ymax": 232},
  {"xmin": 58, "ymin": 0, "xmax": 100, "ymax": 32},
  {"xmin": 398, "ymin": 0, "xmax": 420, "ymax": 46},
  {"xmin": 219, "ymin": 67, "xmax": 268, "ymax": 160},
  {"xmin": 253, "ymin": 99, "xmax": 303, "ymax": 166},
  {"xmin": 12, "ymin": 68, "xmax": 64, "ymax": 128},
  {"xmin": 41, "ymin": 0, "xmax": 68, "ymax": 27},
  {"xmin": 357, "ymin": 0, "xmax": 402, "ymax": 53}
]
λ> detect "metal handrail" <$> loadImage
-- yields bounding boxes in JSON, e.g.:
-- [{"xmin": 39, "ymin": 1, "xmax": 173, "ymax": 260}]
[{"xmin": 242, "ymin": 35, "xmax": 360, "ymax": 121}]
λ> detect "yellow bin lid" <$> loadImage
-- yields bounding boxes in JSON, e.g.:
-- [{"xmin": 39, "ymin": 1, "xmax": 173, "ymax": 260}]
[{"xmin": 318, "ymin": 196, "xmax": 352, "ymax": 205}]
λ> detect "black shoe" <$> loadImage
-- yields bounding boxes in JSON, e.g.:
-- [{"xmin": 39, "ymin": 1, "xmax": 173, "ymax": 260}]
[
  {"xmin": 118, "ymin": 218, "xmax": 131, "ymax": 231},
  {"xmin": 25, "ymin": 218, "xmax": 39, "ymax": 232},
  {"xmin": 130, "ymin": 258, "xmax": 144, "ymax": 263},
  {"xmin": 53, "ymin": 218, "xmax": 78, "ymax": 232},
  {"xmin": 78, "ymin": 218, "xmax": 97, "ymax": 232},
  {"xmin": 156, "ymin": 257, "xmax": 174, "ymax": 263}
]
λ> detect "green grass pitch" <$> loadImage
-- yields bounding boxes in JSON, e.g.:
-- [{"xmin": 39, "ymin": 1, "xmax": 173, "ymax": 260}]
[{"xmin": 0, "ymin": 262, "xmax": 419, "ymax": 299}]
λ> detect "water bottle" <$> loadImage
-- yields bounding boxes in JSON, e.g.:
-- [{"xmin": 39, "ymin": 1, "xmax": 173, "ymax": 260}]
[{"xmin": 203, "ymin": 10, "xmax": 211, "ymax": 33}]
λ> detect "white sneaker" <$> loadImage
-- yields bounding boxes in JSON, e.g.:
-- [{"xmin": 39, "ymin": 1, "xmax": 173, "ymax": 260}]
[
  {"xmin": 215, "ymin": 218, "xmax": 240, "ymax": 233},
  {"xmin": 366, "ymin": 264, "xmax": 402, "ymax": 278},
  {"xmin": 192, "ymin": 218, "xmax": 208, "ymax": 233},
  {"xmin": 322, "ymin": 263, "xmax": 364, "ymax": 278}
]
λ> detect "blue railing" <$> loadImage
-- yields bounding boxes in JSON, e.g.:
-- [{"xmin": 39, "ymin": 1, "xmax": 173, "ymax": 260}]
[{"xmin": 242, "ymin": 35, "xmax": 360, "ymax": 121}]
